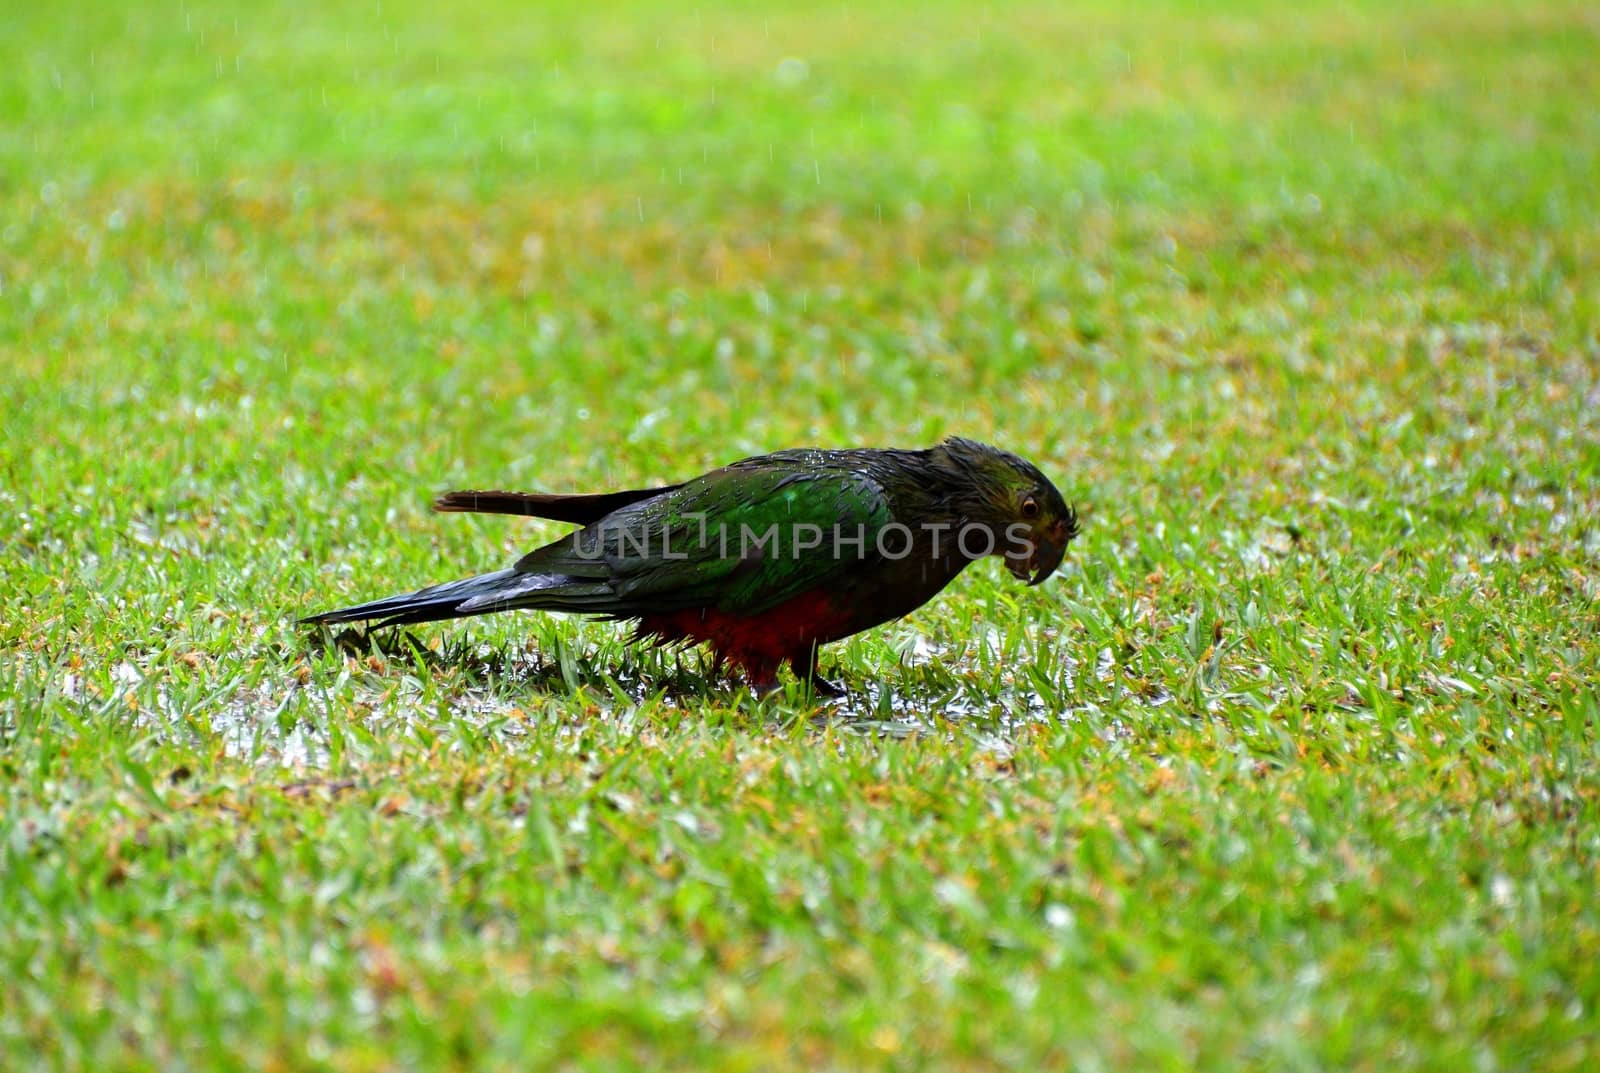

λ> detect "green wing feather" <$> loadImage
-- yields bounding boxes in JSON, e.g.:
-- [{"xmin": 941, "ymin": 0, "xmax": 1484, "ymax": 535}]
[{"xmin": 515, "ymin": 462, "xmax": 894, "ymax": 615}]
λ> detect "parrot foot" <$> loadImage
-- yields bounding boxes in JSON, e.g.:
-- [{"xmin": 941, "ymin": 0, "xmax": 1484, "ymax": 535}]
[{"xmin": 803, "ymin": 672, "xmax": 845, "ymax": 699}]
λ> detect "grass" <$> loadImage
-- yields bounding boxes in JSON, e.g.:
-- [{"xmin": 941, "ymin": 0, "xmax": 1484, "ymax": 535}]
[{"xmin": 3, "ymin": 0, "xmax": 1598, "ymax": 1068}]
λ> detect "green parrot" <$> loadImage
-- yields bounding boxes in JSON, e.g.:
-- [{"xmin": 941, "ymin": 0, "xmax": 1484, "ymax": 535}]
[{"xmin": 302, "ymin": 437, "xmax": 1078, "ymax": 694}]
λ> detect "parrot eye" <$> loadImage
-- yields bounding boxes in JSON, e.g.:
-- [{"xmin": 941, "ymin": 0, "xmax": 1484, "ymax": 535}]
[{"xmin": 1021, "ymin": 495, "xmax": 1040, "ymax": 520}]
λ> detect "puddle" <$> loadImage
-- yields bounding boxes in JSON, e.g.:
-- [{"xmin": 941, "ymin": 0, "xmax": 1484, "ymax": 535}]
[{"xmin": 26, "ymin": 627, "xmax": 1181, "ymax": 771}]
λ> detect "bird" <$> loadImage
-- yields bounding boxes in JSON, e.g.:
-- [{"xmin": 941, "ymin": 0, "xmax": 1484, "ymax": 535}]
[{"xmin": 301, "ymin": 437, "xmax": 1079, "ymax": 695}]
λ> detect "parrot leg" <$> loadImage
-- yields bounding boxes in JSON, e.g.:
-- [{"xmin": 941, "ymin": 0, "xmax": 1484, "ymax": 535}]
[
  {"xmin": 743, "ymin": 658, "xmax": 782, "ymax": 696},
  {"xmin": 798, "ymin": 648, "xmax": 844, "ymax": 698}
]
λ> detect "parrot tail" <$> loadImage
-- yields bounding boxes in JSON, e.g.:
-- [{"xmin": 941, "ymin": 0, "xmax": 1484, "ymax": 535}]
[{"xmin": 299, "ymin": 569, "xmax": 615, "ymax": 629}]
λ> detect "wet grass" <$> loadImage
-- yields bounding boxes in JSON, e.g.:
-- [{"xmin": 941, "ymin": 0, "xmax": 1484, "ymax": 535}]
[{"xmin": 3, "ymin": 0, "xmax": 1599, "ymax": 1069}]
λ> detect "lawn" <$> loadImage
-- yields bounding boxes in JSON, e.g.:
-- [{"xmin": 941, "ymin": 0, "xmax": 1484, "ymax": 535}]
[{"xmin": 2, "ymin": 0, "xmax": 1598, "ymax": 1068}]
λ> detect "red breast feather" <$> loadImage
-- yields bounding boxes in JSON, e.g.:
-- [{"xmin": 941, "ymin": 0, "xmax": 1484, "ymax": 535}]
[{"xmin": 636, "ymin": 589, "xmax": 855, "ymax": 683}]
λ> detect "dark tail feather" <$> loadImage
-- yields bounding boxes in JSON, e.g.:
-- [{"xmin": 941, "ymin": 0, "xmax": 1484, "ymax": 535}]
[
  {"xmin": 299, "ymin": 569, "xmax": 612, "ymax": 629},
  {"xmin": 433, "ymin": 485, "xmax": 681, "ymax": 525}
]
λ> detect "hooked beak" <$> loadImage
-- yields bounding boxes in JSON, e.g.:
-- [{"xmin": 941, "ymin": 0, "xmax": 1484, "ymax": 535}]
[
  {"xmin": 1004, "ymin": 535, "xmax": 1065, "ymax": 586},
  {"xmin": 1004, "ymin": 518, "xmax": 1074, "ymax": 586}
]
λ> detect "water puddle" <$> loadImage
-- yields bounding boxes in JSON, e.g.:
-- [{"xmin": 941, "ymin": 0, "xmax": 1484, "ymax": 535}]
[{"xmin": 25, "ymin": 626, "xmax": 1179, "ymax": 770}]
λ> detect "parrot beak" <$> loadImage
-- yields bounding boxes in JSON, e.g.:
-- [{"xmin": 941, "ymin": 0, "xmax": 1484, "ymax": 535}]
[
  {"xmin": 1004, "ymin": 522, "xmax": 1070, "ymax": 586},
  {"xmin": 1004, "ymin": 540, "xmax": 1061, "ymax": 585},
  {"xmin": 1025, "ymin": 535, "xmax": 1065, "ymax": 586}
]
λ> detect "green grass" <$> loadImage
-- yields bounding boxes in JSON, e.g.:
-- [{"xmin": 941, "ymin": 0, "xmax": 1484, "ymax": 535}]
[{"xmin": 3, "ymin": 0, "xmax": 1598, "ymax": 1068}]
